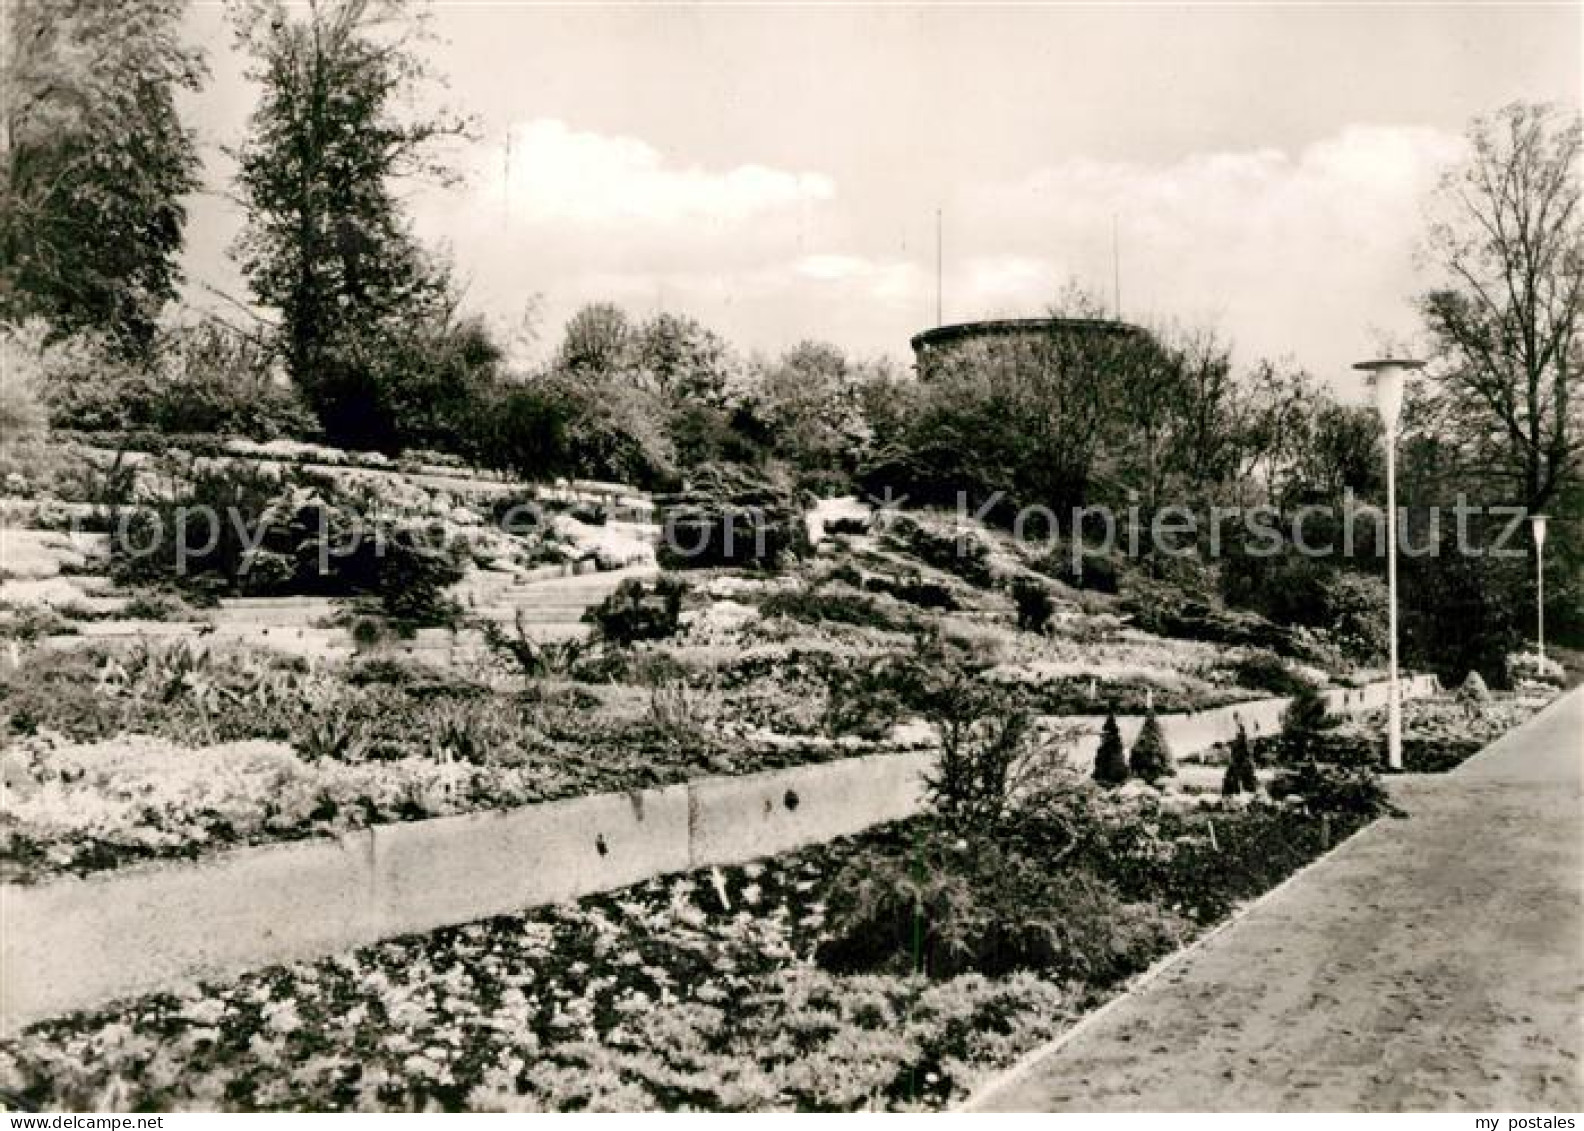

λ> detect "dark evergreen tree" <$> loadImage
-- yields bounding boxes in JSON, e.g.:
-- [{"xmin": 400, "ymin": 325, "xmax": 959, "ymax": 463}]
[
  {"xmin": 1092, "ymin": 712, "xmax": 1129, "ymax": 786},
  {"xmin": 1128, "ymin": 711, "xmax": 1175, "ymax": 782},
  {"xmin": 1222, "ymin": 720, "xmax": 1259, "ymax": 796}
]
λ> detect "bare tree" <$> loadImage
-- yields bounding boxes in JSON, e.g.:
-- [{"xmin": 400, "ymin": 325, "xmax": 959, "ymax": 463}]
[{"xmin": 1420, "ymin": 102, "xmax": 1583, "ymax": 511}]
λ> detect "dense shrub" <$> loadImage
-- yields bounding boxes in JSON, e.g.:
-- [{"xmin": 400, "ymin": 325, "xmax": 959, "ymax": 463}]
[
  {"xmin": 862, "ymin": 572, "xmax": 957, "ymax": 611},
  {"xmin": 1221, "ymin": 555, "xmax": 1388, "ymax": 663},
  {"xmin": 1505, "ymin": 650, "xmax": 1565, "ymax": 688},
  {"xmin": 480, "ymin": 371, "xmax": 676, "ymax": 490},
  {"xmin": 1092, "ymin": 713, "xmax": 1128, "ymax": 786},
  {"xmin": 816, "ymin": 823, "xmax": 1186, "ymax": 980},
  {"xmin": 1027, "ymin": 544, "xmax": 1121, "ymax": 594},
  {"xmin": 1401, "ymin": 532, "xmax": 1525, "ymax": 684},
  {"xmin": 921, "ymin": 675, "xmax": 1050, "ymax": 831},
  {"xmin": 760, "ymin": 584, "xmax": 910, "ymax": 632},
  {"xmin": 821, "ymin": 660, "xmax": 911, "ymax": 740},
  {"xmin": 1122, "ymin": 578, "xmax": 1301, "ymax": 657},
  {"xmin": 1456, "ymin": 670, "xmax": 1491, "ymax": 705},
  {"xmin": 1234, "ymin": 649, "xmax": 1314, "ymax": 696},
  {"xmin": 371, "ymin": 527, "xmax": 466, "ymax": 628},
  {"xmin": 584, "ymin": 576, "xmax": 685, "ymax": 645},
  {"xmin": 1090, "ymin": 803, "xmax": 1368, "ymax": 924},
  {"xmin": 1269, "ymin": 762, "xmax": 1397, "ymax": 819},
  {"xmin": 1010, "ymin": 577, "xmax": 1055, "ymax": 633},
  {"xmin": 656, "ymin": 463, "xmax": 808, "ymax": 570},
  {"xmin": 1279, "ymin": 683, "xmax": 1334, "ymax": 761},
  {"xmin": 1222, "ymin": 722, "xmax": 1259, "ymax": 796},
  {"xmin": 36, "ymin": 320, "xmax": 314, "ymax": 440},
  {"xmin": 109, "ymin": 463, "xmax": 464, "ymax": 626},
  {"xmin": 1127, "ymin": 712, "xmax": 1174, "ymax": 782},
  {"xmin": 886, "ymin": 515, "xmax": 994, "ymax": 587}
]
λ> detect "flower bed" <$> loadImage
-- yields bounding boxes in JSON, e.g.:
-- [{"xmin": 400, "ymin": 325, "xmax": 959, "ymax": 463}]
[
  {"xmin": 0, "ymin": 640, "xmax": 929, "ymax": 883},
  {"xmin": 1254, "ymin": 692, "xmax": 1551, "ymax": 774},
  {"xmin": 0, "ymin": 782, "xmax": 1373, "ymax": 1112}
]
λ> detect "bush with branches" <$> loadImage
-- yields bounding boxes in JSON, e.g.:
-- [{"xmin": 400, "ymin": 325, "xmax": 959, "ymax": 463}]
[
  {"xmin": 1011, "ymin": 576, "xmax": 1056, "ymax": 633},
  {"xmin": 583, "ymin": 576, "xmax": 685, "ymax": 646}
]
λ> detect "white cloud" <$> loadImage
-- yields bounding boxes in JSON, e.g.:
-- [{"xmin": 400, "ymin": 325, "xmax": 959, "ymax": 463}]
[
  {"xmin": 339, "ymin": 121, "xmax": 1473, "ymax": 382},
  {"xmin": 484, "ymin": 119, "xmax": 835, "ymax": 226},
  {"xmin": 957, "ymin": 124, "xmax": 1468, "ymax": 387}
]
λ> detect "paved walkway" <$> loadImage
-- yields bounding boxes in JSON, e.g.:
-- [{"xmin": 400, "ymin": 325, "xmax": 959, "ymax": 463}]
[{"xmin": 971, "ymin": 687, "xmax": 1584, "ymax": 1112}]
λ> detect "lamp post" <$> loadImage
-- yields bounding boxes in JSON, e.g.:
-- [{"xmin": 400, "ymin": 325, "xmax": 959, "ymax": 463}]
[
  {"xmin": 1530, "ymin": 514, "xmax": 1549, "ymax": 658},
  {"xmin": 1355, "ymin": 358, "xmax": 1424, "ymax": 771}
]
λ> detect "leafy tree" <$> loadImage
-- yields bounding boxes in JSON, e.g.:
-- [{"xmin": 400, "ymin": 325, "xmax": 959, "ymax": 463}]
[
  {"xmin": 744, "ymin": 340, "xmax": 874, "ymax": 473},
  {"xmin": 1128, "ymin": 711, "xmax": 1175, "ymax": 782},
  {"xmin": 1400, "ymin": 523, "xmax": 1525, "ymax": 684},
  {"xmin": 632, "ymin": 311, "xmax": 736, "ymax": 403},
  {"xmin": 1231, "ymin": 358, "xmax": 1320, "ymax": 509},
  {"xmin": 1092, "ymin": 713, "xmax": 1128, "ymax": 786},
  {"xmin": 1222, "ymin": 721, "xmax": 1259, "ymax": 796},
  {"xmin": 1287, "ymin": 402, "xmax": 1383, "ymax": 506},
  {"xmin": 1420, "ymin": 102, "xmax": 1583, "ymax": 514},
  {"xmin": 230, "ymin": 0, "xmax": 469, "ymax": 449},
  {"xmin": 479, "ymin": 368, "xmax": 675, "ymax": 488},
  {"xmin": 0, "ymin": 0, "xmax": 204, "ymax": 354},
  {"xmin": 558, "ymin": 302, "xmax": 633, "ymax": 378}
]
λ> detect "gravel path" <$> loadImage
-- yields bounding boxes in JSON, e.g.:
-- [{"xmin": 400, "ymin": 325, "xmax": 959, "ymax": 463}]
[{"xmin": 971, "ymin": 686, "xmax": 1584, "ymax": 1112}]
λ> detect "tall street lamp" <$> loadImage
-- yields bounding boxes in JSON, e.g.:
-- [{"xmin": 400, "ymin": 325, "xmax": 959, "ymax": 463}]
[
  {"xmin": 1355, "ymin": 358, "xmax": 1424, "ymax": 771},
  {"xmin": 1530, "ymin": 514, "xmax": 1549, "ymax": 658}
]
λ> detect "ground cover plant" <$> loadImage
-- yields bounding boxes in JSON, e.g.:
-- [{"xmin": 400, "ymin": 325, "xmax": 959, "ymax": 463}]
[{"xmin": 0, "ymin": 750, "xmax": 1402, "ymax": 1111}]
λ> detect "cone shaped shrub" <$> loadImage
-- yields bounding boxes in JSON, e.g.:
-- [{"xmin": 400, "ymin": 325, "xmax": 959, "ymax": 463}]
[
  {"xmin": 1093, "ymin": 713, "xmax": 1129, "ymax": 786},
  {"xmin": 1456, "ymin": 670, "xmax": 1491, "ymax": 705},
  {"xmin": 1129, "ymin": 711, "xmax": 1175, "ymax": 782},
  {"xmin": 1280, "ymin": 682, "xmax": 1332, "ymax": 761},
  {"xmin": 1223, "ymin": 721, "xmax": 1259, "ymax": 796}
]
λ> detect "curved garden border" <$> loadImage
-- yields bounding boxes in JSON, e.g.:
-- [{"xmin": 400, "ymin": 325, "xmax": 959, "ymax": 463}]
[{"xmin": 1, "ymin": 675, "xmax": 1437, "ymax": 1033}]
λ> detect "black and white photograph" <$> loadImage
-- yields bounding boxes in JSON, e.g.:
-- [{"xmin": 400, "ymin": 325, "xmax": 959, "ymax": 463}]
[{"xmin": 0, "ymin": 0, "xmax": 1579, "ymax": 1117}]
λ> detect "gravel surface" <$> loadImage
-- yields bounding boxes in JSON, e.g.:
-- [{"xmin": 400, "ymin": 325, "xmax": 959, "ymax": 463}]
[{"xmin": 971, "ymin": 687, "xmax": 1584, "ymax": 1112}]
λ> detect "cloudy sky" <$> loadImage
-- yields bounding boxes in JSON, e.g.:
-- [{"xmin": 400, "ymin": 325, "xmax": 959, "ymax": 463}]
[{"xmin": 176, "ymin": 2, "xmax": 1581, "ymax": 393}]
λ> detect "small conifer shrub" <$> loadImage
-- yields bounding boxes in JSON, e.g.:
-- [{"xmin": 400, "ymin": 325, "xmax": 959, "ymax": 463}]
[
  {"xmin": 1129, "ymin": 711, "xmax": 1175, "ymax": 782},
  {"xmin": 1222, "ymin": 720, "xmax": 1259, "ymax": 795},
  {"xmin": 1093, "ymin": 713, "xmax": 1129, "ymax": 786}
]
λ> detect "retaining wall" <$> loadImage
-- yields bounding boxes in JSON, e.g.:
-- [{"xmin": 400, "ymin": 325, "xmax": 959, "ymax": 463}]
[{"xmin": 0, "ymin": 675, "xmax": 1435, "ymax": 1033}]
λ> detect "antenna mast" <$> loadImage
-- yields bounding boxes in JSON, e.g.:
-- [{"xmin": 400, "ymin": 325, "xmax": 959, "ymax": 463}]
[
  {"xmin": 1112, "ymin": 214, "xmax": 1121, "ymax": 320},
  {"xmin": 925, "ymin": 207, "xmax": 937, "ymax": 326},
  {"xmin": 503, "ymin": 129, "xmax": 513, "ymax": 229}
]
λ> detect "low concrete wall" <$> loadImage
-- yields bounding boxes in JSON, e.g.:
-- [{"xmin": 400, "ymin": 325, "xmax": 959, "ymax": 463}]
[
  {"xmin": 0, "ymin": 674, "xmax": 1436, "ymax": 1033},
  {"xmin": 688, "ymin": 751, "xmax": 932, "ymax": 869},
  {"xmin": 2, "ymin": 786, "xmax": 692, "ymax": 1031},
  {"xmin": 4, "ymin": 832, "xmax": 378, "ymax": 1031},
  {"xmin": 370, "ymin": 785, "xmax": 691, "ymax": 939}
]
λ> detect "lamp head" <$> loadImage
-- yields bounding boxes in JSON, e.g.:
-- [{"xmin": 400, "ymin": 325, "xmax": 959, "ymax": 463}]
[
  {"xmin": 1530, "ymin": 514, "xmax": 1549, "ymax": 548},
  {"xmin": 1353, "ymin": 358, "xmax": 1424, "ymax": 433}
]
